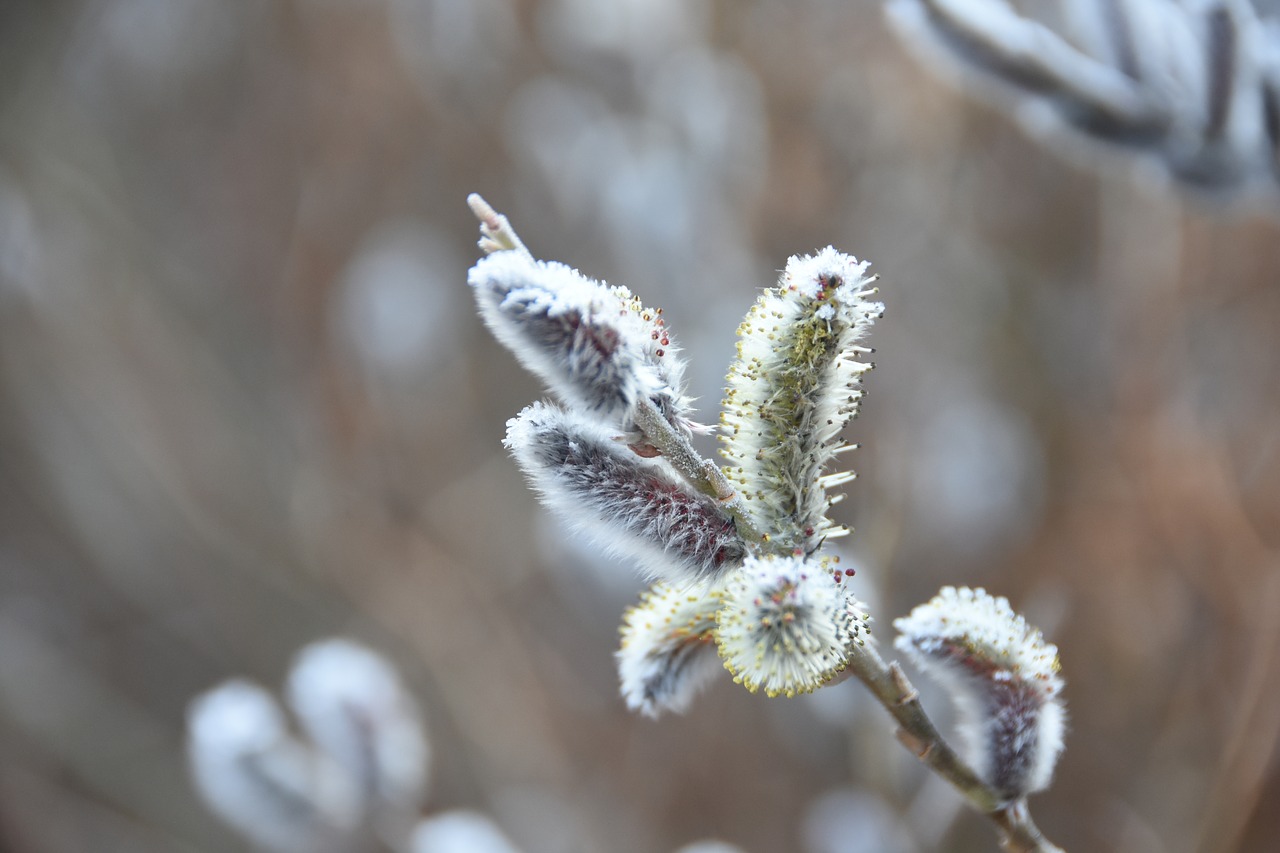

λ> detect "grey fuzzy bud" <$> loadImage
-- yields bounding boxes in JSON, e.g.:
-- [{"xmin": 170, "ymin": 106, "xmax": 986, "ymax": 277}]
[
  {"xmin": 186, "ymin": 680, "xmax": 360, "ymax": 852},
  {"xmin": 894, "ymin": 586, "xmax": 1066, "ymax": 801},
  {"xmin": 285, "ymin": 639, "xmax": 428, "ymax": 818},
  {"xmin": 505, "ymin": 402, "xmax": 746, "ymax": 584},
  {"xmin": 470, "ymin": 252, "xmax": 691, "ymax": 427}
]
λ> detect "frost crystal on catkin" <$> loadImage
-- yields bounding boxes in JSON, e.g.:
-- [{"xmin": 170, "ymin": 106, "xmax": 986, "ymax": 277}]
[
  {"xmin": 504, "ymin": 402, "xmax": 747, "ymax": 583},
  {"xmin": 894, "ymin": 586, "xmax": 1066, "ymax": 801},
  {"xmin": 720, "ymin": 248, "xmax": 882, "ymax": 554},
  {"xmin": 716, "ymin": 554, "xmax": 869, "ymax": 697},
  {"xmin": 469, "ymin": 251, "xmax": 692, "ymax": 428},
  {"xmin": 617, "ymin": 580, "xmax": 725, "ymax": 717}
]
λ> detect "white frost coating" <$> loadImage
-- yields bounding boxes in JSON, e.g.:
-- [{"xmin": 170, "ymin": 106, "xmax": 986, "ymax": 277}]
[
  {"xmin": 894, "ymin": 586, "xmax": 1066, "ymax": 800},
  {"xmin": 186, "ymin": 680, "xmax": 360, "ymax": 853},
  {"xmin": 720, "ymin": 247, "xmax": 882, "ymax": 554},
  {"xmin": 412, "ymin": 810, "xmax": 524, "ymax": 853},
  {"xmin": 617, "ymin": 579, "xmax": 725, "ymax": 717},
  {"xmin": 469, "ymin": 251, "xmax": 691, "ymax": 427},
  {"xmin": 286, "ymin": 639, "xmax": 429, "ymax": 815},
  {"xmin": 505, "ymin": 402, "xmax": 746, "ymax": 583},
  {"xmin": 716, "ymin": 553, "xmax": 869, "ymax": 698}
]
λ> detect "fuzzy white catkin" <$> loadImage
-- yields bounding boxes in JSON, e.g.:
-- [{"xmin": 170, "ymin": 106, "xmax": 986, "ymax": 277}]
[
  {"xmin": 673, "ymin": 841, "xmax": 748, "ymax": 853},
  {"xmin": 716, "ymin": 553, "xmax": 870, "ymax": 698},
  {"xmin": 469, "ymin": 251, "xmax": 692, "ymax": 428},
  {"xmin": 411, "ymin": 810, "xmax": 524, "ymax": 853},
  {"xmin": 720, "ymin": 247, "xmax": 881, "ymax": 554},
  {"xmin": 285, "ymin": 639, "xmax": 429, "ymax": 816},
  {"xmin": 617, "ymin": 579, "xmax": 725, "ymax": 717},
  {"xmin": 505, "ymin": 401, "xmax": 747, "ymax": 583},
  {"xmin": 894, "ymin": 586, "xmax": 1066, "ymax": 800},
  {"xmin": 186, "ymin": 680, "xmax": 360, "ymax": 853}
]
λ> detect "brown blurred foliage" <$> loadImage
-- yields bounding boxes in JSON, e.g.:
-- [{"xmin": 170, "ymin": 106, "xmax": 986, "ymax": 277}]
[{"xmin": 1, "ymin": 1, "xmax": 1279, "ymax": 852}]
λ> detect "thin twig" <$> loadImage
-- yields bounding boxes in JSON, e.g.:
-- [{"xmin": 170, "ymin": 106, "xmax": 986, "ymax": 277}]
[
  {"xmin": 845, "ymin": 642, "xmax": 1064, "ymax": 852},
  {"xmin": 631, "ymin": 396, "xmax": 771, "ymax": 549},
  {"xmin": 467, "ymin": 193, "xmax": 532, "ymax": 259}
]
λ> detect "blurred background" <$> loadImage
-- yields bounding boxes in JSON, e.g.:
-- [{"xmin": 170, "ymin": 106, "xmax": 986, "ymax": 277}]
[{"xmin": 1, "ymin": 0, "xmax": 1279, "ymax": 851}]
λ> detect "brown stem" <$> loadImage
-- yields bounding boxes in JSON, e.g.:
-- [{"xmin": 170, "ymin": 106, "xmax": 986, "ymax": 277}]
[
  {"xmin": 845, "ymin": 642, "xmax": 1064, "ymax": 852},
  {"xmin": 991, "ymin": 800, "xmax": 1064, "ymax": 853},
  {"xmin": 631, "ymin": 397, "xmax": 770, "ymax": 549}
]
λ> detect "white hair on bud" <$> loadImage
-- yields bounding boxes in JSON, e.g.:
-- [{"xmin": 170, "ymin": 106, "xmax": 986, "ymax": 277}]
[
  {"xmin": 411, "ymin": 810, "xmax": 524, "ymax": 853},
  {"xmin": 894, "ymin": 586, "xmax": 1066, "ymax": 801},
  {"xmin": 505, "ymin": 401, "xmax": 747, "ymax": 584},
  {"xmin": 720, "ymin": 248, "xmax": 882, "ymax": 554},
  {"xmin": 285, "ymin": 639, "xmax": 429, "ymax": 816},
  {"xmin": 469, "ymin": 251, "xmax": 691, "ymax": 427},
  {"xmin": 715, "ymin": 553, "xmax": 870, "ymax": 698},
  {"xmin": 186, "ymin": 680, "xmax": 360, "ymax": 852},
  {"xmin": 617, "ymin": 580, "xmax": 725, "ymax": 717}
]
